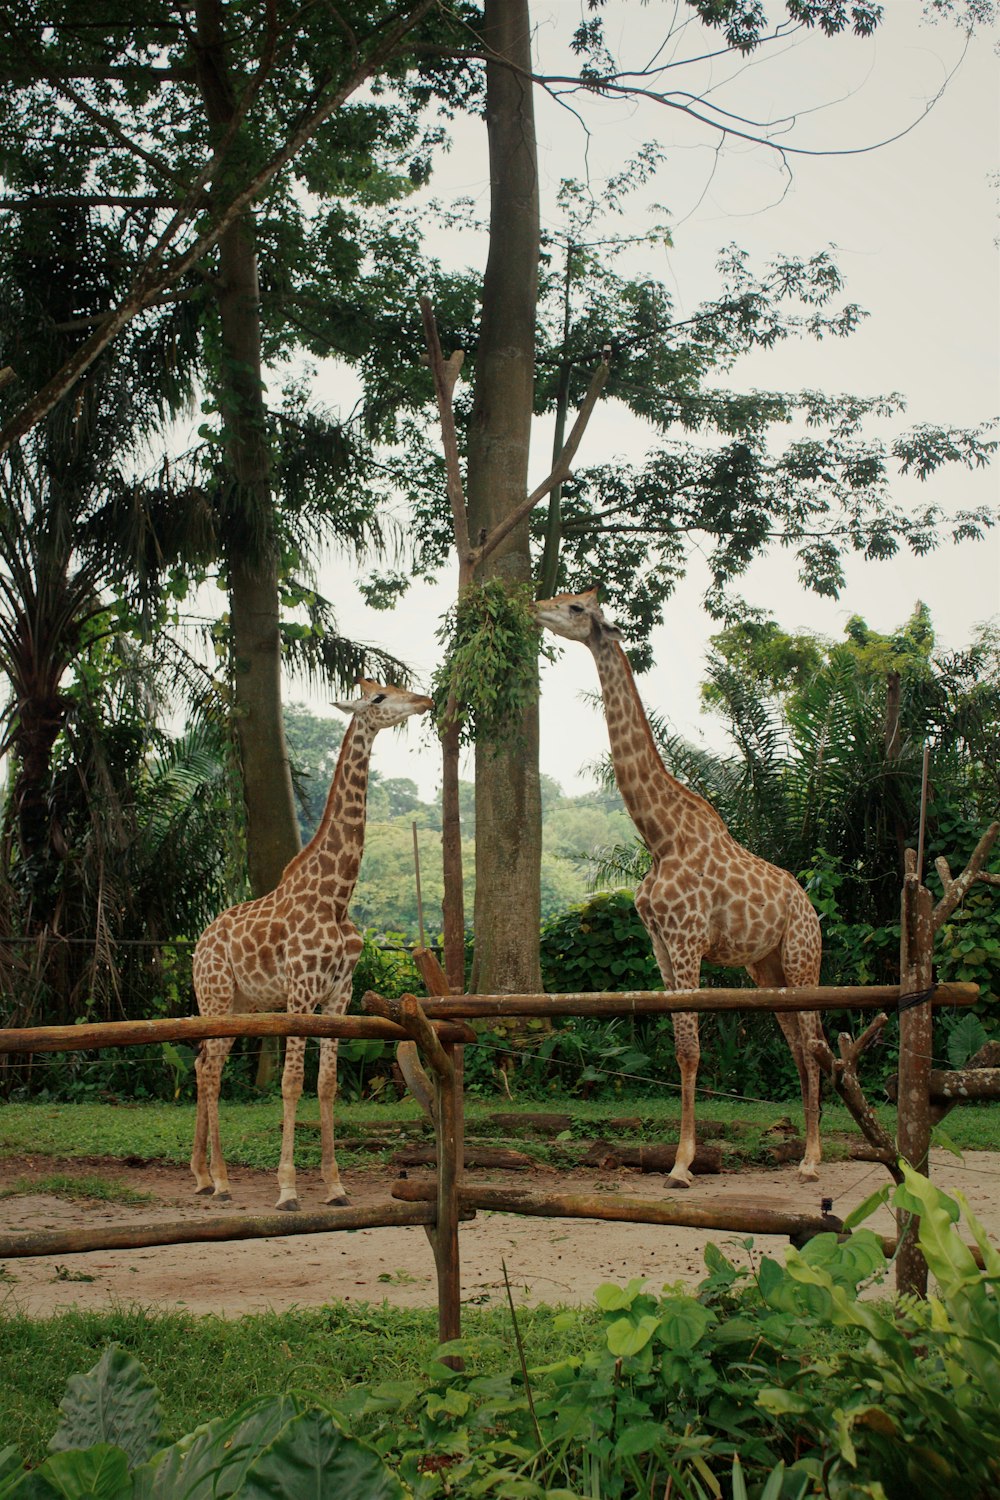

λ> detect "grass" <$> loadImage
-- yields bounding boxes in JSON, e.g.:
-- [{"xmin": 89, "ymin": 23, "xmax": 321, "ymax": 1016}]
[
  {"xmin": 0, "ymin": 1173, "xmax": 153, "ymax": 1206},
  {"xmin": 0, "ymin": 1299, "xmax": 600, "ymax": 1465},
  {"xmin": 0, "ymin": 1095, "xmax": 996, "ymax": 1173}
]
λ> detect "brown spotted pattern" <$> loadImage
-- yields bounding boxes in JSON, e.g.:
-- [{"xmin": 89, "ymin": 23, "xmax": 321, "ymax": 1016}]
[
  {"xmin": 190, "ymin": 681, "xmax": 433, "ymax": 1211},
  {"xmin": 535, "ymin": 591, "xmax": 824, "ymax": 1187}
]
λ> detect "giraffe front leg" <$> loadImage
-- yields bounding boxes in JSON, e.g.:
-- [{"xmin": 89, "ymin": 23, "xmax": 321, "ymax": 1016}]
[
  {"xmin": 668, "ymin": 1011, "xmax": 700, "ymax": 1189},
  {"xmin": 317, "ymin": 1036, "xmax": 349, "ymax": 1206},
  {"xmin": 645, "ymin": 921, "xmax": 702, "ymax": 1190},
  {"xmin": 276, "ymin": 1033, "xmax": 306, "ymax": 1210},
  {"xmin": 191, "ymin": 1038, "xmax": 234, "ymax": 1200}
]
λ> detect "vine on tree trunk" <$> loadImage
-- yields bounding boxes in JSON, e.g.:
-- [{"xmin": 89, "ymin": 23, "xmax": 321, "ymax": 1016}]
[{"xmin": 431, "ymin": 579, "xmax": 547, "ymax": 749}]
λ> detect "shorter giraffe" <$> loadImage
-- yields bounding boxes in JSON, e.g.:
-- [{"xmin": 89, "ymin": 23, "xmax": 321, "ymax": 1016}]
[
  {"xmin": 190, "ymin": 680, "xmax": 433, "ymax": 1211},
  {"xmin": 535, "ymin": 590, "xmax": 824, "ymax": 1186}
]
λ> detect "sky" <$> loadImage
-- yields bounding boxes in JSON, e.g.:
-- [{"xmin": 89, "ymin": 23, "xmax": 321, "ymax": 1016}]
[{"xmin": 308, "ymin": 3, "xmax": 1000, "ymax": 801}]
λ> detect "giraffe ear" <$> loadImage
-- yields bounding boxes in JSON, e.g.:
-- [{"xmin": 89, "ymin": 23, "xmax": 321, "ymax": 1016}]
[{"xmin": 332, "ymin": 696, "xmax": 365, "ymax": 715}]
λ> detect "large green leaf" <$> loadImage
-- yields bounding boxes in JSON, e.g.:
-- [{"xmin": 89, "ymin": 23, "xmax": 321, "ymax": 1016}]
[
  {"xmin": 50, "ymin": 1348, "xmax": 164, "ymax": 1469},
  {"xmin": 239, "ymin": 1407, "xmax": 405, "ymax": 1500},
  {"xmin": 131, "ymin": 1394, "xmax": 307, "ymax": 1500},
  {"xmin": 12, "ymin": 1445, "xmax": 132, "ymax": 1499}
]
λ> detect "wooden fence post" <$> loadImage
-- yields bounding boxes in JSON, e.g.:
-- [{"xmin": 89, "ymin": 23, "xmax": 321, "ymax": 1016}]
[
  {"xmin": 397, "ymin": 997, "xmax": 464, "ymax": 1365},
  {"xmin": 896, "ymin": 860, "xmax": 934, "ymax": 1298}
]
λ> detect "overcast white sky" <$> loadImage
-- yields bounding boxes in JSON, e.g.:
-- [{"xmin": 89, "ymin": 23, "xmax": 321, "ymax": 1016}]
[{"xmin": 310, "ymin": 3, "xmax": 1000, "ymax": 799}]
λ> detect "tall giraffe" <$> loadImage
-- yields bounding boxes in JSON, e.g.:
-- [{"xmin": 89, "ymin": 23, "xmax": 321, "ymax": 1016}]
[
  {"xmin": 190, "ymin": 680, "xmax": 433, "ymax": 1211},
  {"xmin": 535, "ymin": 590, "xmax": 824, "ymax": 1186}
]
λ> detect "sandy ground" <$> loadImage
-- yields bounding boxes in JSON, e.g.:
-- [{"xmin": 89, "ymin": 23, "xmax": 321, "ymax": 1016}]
[{"xmin": 1, "ymin": 1149, "xmax": 998, "ymax": 1318}]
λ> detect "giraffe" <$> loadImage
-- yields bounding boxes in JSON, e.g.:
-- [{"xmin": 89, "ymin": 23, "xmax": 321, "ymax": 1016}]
[
  {"xmin": 534, "ymin": 590, "xmax": 824, "ymax": 1187},
  {"xmin": 190, "ymin": 680, "xmax": 434, "ymax": 1211}
]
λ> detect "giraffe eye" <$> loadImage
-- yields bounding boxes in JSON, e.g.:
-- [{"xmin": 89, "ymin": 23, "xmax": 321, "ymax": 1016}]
[
  {"xmin": 372, "ymin": 693, "xmax": 386, "ymax": 704},
  {"xmin": 569, "ymin": 605, "xmax": 584, "ymax": 614}
]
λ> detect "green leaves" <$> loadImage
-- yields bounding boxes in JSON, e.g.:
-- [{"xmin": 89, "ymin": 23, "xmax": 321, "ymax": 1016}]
[
  {"xmin": 432, "ymin": 580, "xmax": 542, "ymax": 749},
  {"xmin": 49, "ymin": 1347, "xmax": 165, "ymax": 1471}
]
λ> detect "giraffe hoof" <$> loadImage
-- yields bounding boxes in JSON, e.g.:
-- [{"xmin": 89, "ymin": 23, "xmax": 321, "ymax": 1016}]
[
  {"xmin": 194, "ymin": 1185, "xmax": 215, "ymax": 1196},
  {"xmin": 798, "ymin": 1165, "xmax": 820, "ymax": 1183},
  {"xmin": 324, "ymin": 1193, "xmax": 350, "ymax": 1208},
  {"xmin": 275, "ymin": 1198, "xmax": 300, "ymax": 1213},
  {"xmin": 213, "ymin": 1191, "xmax": 232, "ymax": 1203},
  {"xmin": 664, "ymin": 1175, "xmax": 692, "ymax": 1191}
]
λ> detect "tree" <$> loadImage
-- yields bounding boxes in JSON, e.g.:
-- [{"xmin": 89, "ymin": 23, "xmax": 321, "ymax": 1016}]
[{"xmin": 0, "ymin": 0, "xmax": 476, "ymax": 906}]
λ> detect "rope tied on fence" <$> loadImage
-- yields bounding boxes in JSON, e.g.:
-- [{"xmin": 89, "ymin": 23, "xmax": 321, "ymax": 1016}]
[{"xmin": 897, "ymin": 983, "xmax": 938, "ymax": 1014}]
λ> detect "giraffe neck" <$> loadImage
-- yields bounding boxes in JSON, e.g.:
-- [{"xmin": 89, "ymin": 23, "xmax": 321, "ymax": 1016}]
[
  {"xmin": 281, "ymin": 716, "xmax": 376, "ymax": 907},
  {"xmin": 590, "ymin": 634, "xmax": 723, "ymax": 859}
]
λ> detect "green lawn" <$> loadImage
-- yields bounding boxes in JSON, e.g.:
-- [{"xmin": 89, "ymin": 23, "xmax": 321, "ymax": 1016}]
[{"xmin": 0, "ymin": 1095, "xmax": 996, "ymax": 1172}]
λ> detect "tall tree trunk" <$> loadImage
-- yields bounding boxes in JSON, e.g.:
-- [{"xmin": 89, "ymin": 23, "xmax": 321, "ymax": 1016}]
[
  {"xmin": 195, "ymin": 0, "xmax": 297, "ymax": 1084},
  {"xmin": 194, "ymin": 0, "xmax": 299, "ymax": 902},
  {"xmin": 466, "ymin": 0, "xmax": 541, "ymax": 993}
]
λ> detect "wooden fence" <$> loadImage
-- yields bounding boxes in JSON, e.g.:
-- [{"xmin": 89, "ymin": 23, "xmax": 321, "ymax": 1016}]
[{"xmin": 0, "ymin": 969, "xmax": 983, "ymax": 1348}]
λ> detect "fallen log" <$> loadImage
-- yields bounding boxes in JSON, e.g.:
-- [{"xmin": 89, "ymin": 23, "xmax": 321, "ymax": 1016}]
[
  {"xmin": 577, "ymin": 1140, "xmax": 722, "ymax": 1175},
  {"xmin": 392, "ymin": 1145, "xmax": 536, "ymax": 1170},
  {"xmin": 766, "ymin": 1139, "xmax": 807, "ymax": 1165}
]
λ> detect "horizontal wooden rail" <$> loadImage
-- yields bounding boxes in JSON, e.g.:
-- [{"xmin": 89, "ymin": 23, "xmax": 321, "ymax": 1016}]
[
  {"xmin": 927, "ymin": 1066, "xmax": 1000, "ymax": 1101},
  {"xmin": 0, "ymin": 1012, "xmax": 474, "ymax": 1056},
  {"xmin": 0, "ymin": 1199, "xmax": 477, "ymax": 1260},
  {"xmin": 390, "ymin": 1179, "xmax": 986, "ymax": 1268},
  {"xmin": 392, "ymin": 1177, "xmax": 843, "ymax": 1243},
  {"xmin": 364, "ymin": 982, "xmax": 978, "ymax": 1022}
]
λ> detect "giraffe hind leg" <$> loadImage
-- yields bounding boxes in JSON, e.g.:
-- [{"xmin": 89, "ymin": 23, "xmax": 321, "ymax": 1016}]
[
  {"xmin": 749, "ymin": 951, "xmax": 822, "ymax": 1181},
  {"xmin": 317, "ymin": 1034, "xmax": 349, "ymax": 1206},
  {"xmin": 276, "ymin": 1029, "xmax": 307, "ymax": 1210}
]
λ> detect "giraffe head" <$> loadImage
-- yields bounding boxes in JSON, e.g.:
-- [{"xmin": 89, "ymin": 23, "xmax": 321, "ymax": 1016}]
[
  {"xmin": 332, "ymin": 679, "xmax": 434, "ymax": 731},
  {"xmin": 533, "ymin": 589, "xmax": 623, "ymax": 647}
]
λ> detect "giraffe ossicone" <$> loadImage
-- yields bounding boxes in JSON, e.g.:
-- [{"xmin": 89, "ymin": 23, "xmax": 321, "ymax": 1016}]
[
  {"xmin": 534, "ymin": 589, "xmax": 825, "ymax": 1187},
  {"xmin": 190, "ymin": 680, "xmax": 434, "ymax": 1212}
]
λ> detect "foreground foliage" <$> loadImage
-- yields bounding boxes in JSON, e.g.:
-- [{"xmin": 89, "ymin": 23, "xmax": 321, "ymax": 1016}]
[{"xmin": 1, "ymin": 1168, "xmax": 996, "ymax": 1497}]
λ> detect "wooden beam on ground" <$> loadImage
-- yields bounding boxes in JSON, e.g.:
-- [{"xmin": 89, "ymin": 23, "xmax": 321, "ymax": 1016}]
[
  {"xmin": 0, "ymin": 1199, "xmax": 468, "ymax": 1260},
  {"xmin": 0, "ymin": 1012, "xmax": 473, "ymax": 1055},
  {"xmin": 363, "ymin": 983, "xmax": 978, "ymax": 1022}
]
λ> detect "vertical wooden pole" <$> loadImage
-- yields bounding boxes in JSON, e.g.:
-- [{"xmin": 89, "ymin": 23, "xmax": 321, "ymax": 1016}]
[
  {"xmin": 401, "ymin": 995, "xmax": 464, "ymax": 1366},
  {"xmin": 896, "ymin": 860, "xmax": 934, "ymax": 1298},
  {"xmin": 433, "ymin": 1039, "xmax": 464, "ymax": 1364}
]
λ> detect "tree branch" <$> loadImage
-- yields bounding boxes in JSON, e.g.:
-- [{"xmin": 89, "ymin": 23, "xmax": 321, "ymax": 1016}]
[
  {"xmin": 932, "ymin": 821, "xmax": 999, "ymax": 932},
  {"xmin": 811, "ymin": 1015, "xmax": 902, "ymax": 1183},
  {"xmin": 419, "ymin": 296, "xmax": 470, "ymax": 569},
  {"xmin": 472, "ymin": 345, "xmax": 612, "ymax": 570},
  {"xmin": 0, "ymin": 0, "xmax": 438, "ymax": 456}
]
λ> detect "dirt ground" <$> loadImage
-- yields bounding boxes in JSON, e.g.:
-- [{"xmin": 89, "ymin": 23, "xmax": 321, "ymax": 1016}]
[{"xmin": 1, "ymin": 1150, "xmax": 998, "ymax": 1318}]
